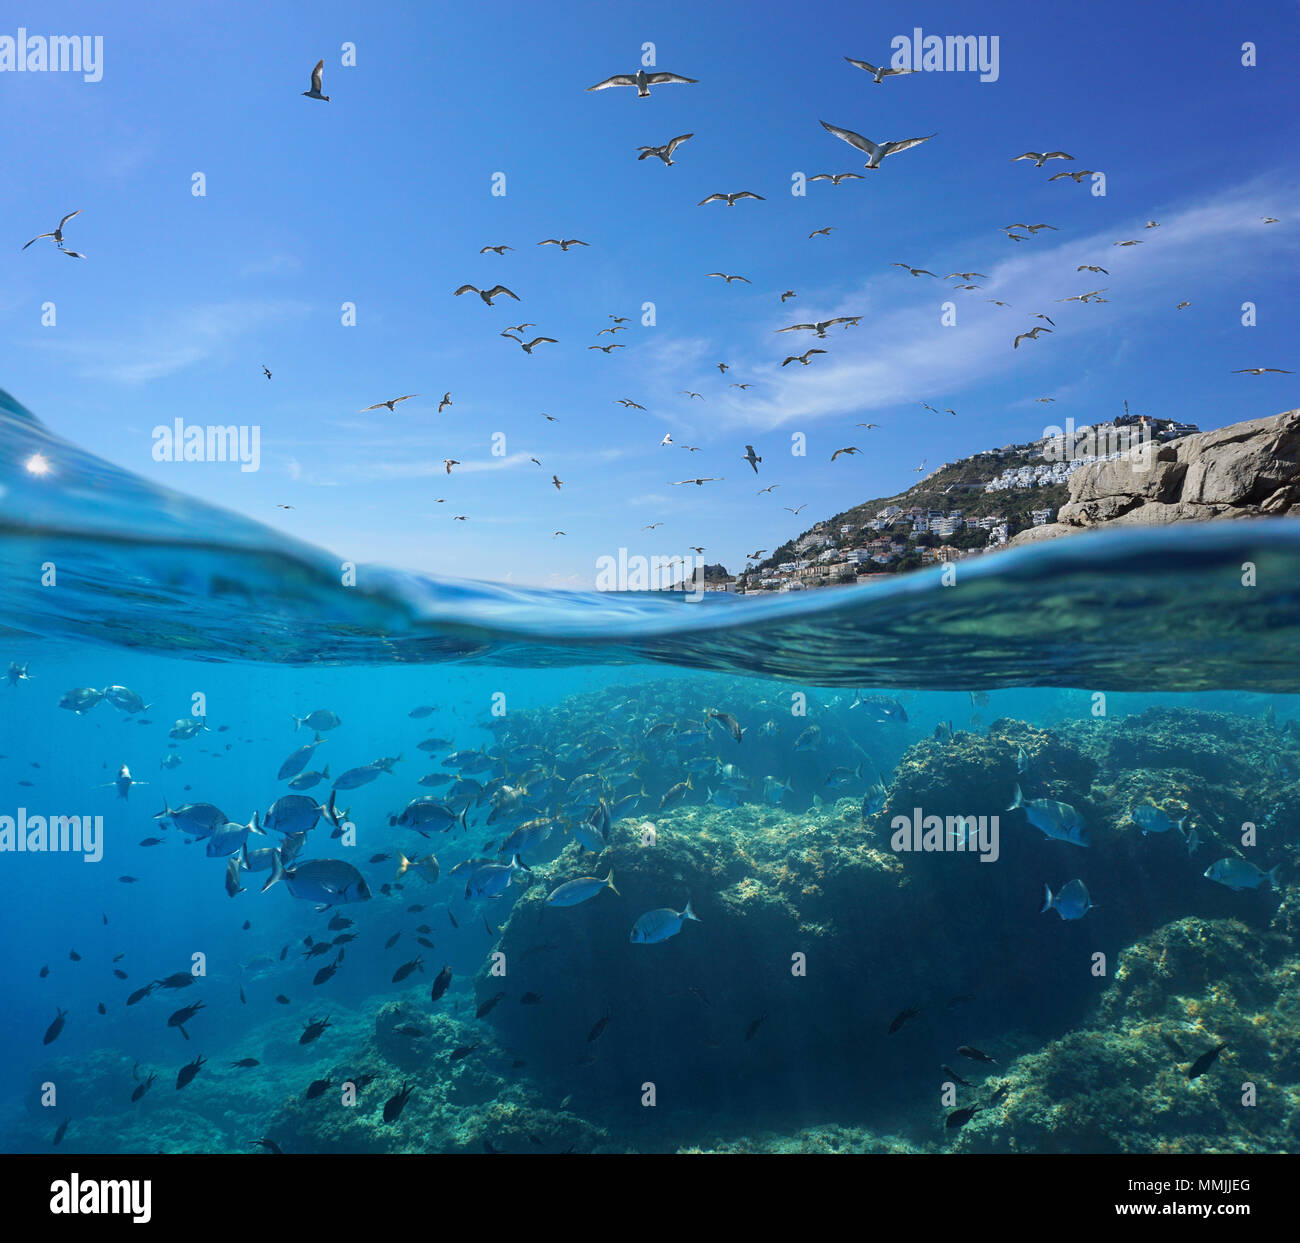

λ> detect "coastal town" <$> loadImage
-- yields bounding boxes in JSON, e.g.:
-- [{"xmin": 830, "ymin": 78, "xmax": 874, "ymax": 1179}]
[{"xmin": 693, "ymin": 416, "xmax": 1200, "ymax": 594}]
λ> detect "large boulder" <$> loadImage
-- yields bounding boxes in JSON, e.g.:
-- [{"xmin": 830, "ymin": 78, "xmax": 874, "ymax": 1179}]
[{"xmin": 1011, "ymin": 409, "xmax": 1300, "ymax": 544}]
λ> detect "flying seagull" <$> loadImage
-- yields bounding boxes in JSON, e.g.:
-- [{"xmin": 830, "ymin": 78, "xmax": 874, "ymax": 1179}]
[
  {"xmin": 717, "ymin": 363, "xmax": 730, "ymax": 373},
  {"xmin": 698, "ymin": 192, "xmax": 765, "ymax": 207},
  {"xmin": 1011, "ymin": 151, "xmax": 1073, "ymax": 167},
  {"xmin": 444, "ymin": 460, "xmax": 460, "ymax": 474},
  {"xmin": 780, "ymin": 290, "xmax": 797, "ymax": 302},
  {"xmin": 670, "ymin": 478, "xmax": 723, "ymax": 486},
  {"xmin": 597, "ymin": 326, "xmax": 626, "ymax": 334},
  {"xmin": 706, "ymin": 272, "xmax": 751, "ymax": 283},
  {"xmin": 503, "ymin": 323, "xmax": 535, "ymax": 335},
  {"xmin": 809, "ymin": 227, "xmax": 835, "ymax": 238},
  {"xmin": 503, "ymin": 335, "xmax": 558, "ymax": 354},
  {"xmin": 660, "ymin": 434, "xmax": 673, "ymax": 446},
  {"xmin": 831, "ymin": 447, "xmax": 860, "ymax": 461},
  {"xmin": 892, "ymin": 263, "xmax": 937, "ymax": 277},
  {"xmin": 538, "ymin": 239, "xmax": 588, "ymax": 251},
  {"xmin": 588, "ymin": 343, "xmax": 624, "ymax": 352},
  {"xmin": 1048, "ymin": 169, "xmax": 1095, "ymax": 182},
  {"xmin": 302, "ymin": 60, "xmax": 329, "ymax": 102},
  {"xmin": 1003, "ymin": 223, "xmax": 1056, "ymax": 233},
  {"xmin": 775, "ymin": 317, "xmax": 861, "ymax": 338},
  {"xmin": 361, "ymin": 395, "xmax": 419, "ymax": 412},
  {"xmin": 742, "ymin": 445, "xmax": 761, "ymax": 474},
  {"xmin": 1013, "ymin": 327, "xmax": 1053, "ymax": 349},
  {"xmin": 680, "ymin": 391, "xmax": 703, "ymax": 399},
  {"xmin": 820, "ymin": 121, "xmax": 936, "ymax": 169},
  {"xmin": 587, "ymin": 69, "xmax": 698, "ymax": 97},
  {"xmin": 23, "ymin": 209, "xmax": 83, "ymax": 251},
  {"xmin": 844, "ymin": 56, "xmax": 916, "ymax": 83},
  {"xmin": 542, "ymin": 413, "xmax": 558, "ymax": 421},
  {"xmin": 1176, "ymin": 301, "xmax": 1191, "ymax": 310},
  {"xmin": 757, "ymin": 485, "xmax": 779, "ymax": 494},
  {"xmin": 615, "ymin": 398, "xmax": 645, "ymax": 409},
  {"xmin": 1232, "ymin": 368, "xmax": 1292, "ymax": 375},
  {"xmin": 856, "ymin": 422, "xmax": 879, "ymax": 429},
  {"xmin": 945, "ymin": 272, "xmax": 987, "ymax": 281},
  {"xmin": 551, "ymin": 475, "xmax": 563, "ymax": 490},
  {"xmin": 785, "ymin": 505, "xmax": 807, "ymax": 515},
  {"xmin": 782, "ymin": 349, "xmax": 826, "ymax": 366},
  {"xmin": 480, "ymin": 245, "xmax": 512, "ymax": 255},
  {"xmin": 1145, "ymin": 220, "xmax": 1160, "ymax": 229},
  {"xmin": 730, "ymin": 382, "xmax": 753, "ymax": 390},
  {"xmin": 809, "ymin": 172, "xmax": 864, "ymax": 184},
  {"xmin": 1113, "ymin": 239, "xmax": 1143, "ymax": 247},
  {"xmin": 438, "ymin": 393, "xmax": 452, "ymax": 412},
  {"xmin": 637, "ymin": 133, "xmax": 693, "ymax": 165},
  {"xmin": 261, "ymin": 365, "xmax": 272, "ymax": 380},
  {"xmin": 1077, "ymin": 265, "xmax": 1108, "ymax": 274},
  {"xmin": 454, "ymin": 284, "xmax": 520, "ymax": 305}
]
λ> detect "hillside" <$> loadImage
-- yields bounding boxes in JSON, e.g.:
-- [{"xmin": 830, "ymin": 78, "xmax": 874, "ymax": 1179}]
[{"xmin": 752, "ymin": 440, "xmax": 1069, "ymax": 575}]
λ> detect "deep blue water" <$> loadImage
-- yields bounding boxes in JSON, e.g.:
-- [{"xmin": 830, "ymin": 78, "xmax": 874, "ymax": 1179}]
[{"xmin": 2, "ymin": 385, "xmax": 1296, "ymax": 1154}]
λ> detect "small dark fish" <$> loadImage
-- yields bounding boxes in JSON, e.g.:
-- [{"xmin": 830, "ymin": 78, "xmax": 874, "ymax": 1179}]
[
  {"xmin": 332, "ymin": 933, "xmax": 357, "ymax": 945},
  {"xmin": 385, "ymin": 932, "xmax": 402, "ymax": 950},
  {"xmin": 989, "ymin": 1083, "xmax": 1010, "ymax": 1104},
  {"xmin": 39, "ymin": 965, "xmax": 49, "ymax": 978},
  {"xmin": 369, "ymin": 853, "xmax": 391, "ymax": 863},
  {"xmin": 448, "ymin": 910, "xmax": 459, "ymax": 929},
  {"xmin": 113, "ymin": 952, "xmax": 125, "ymax": 962},
  {"xmin": 241, "ymin": 920, "xmax": 251, "ymax": 931},
  {"xmin": 230, "ymin": 1058, "xmax": 259, "ymax": 1068},
  {"xmin": 946, "ymin": 1105, "xmax": 978, "ymax": 1131},
  {"xmin": 327, "ymin": 914, "xmax": 353, "ymax": 931},
  {"xmin": 68, "ymin": 949, "xmax": 82, "ymax": 962},
  {"xmin": 393, "ymin": 1024, "xmax": 424, "ymax": 1037},
  {"xmin": 155, "ymin": 972, "xmax": 195, "ymax": 990},
  {"xmin": 1187, "ymin": 1043, "xmax": 1227, "ymax": 1080},
  {"xmin": 888, "ymin": 1006, "xmax": 921, "ymax": 1035},
  {"xmin": 275, "ymin": 994, "xmax": 291, "ymax": 1005},
  {"xmin": 119, "ymin": 876, "xmax": 140, "ymax": 884},
  {"xmin": 305, "ymin": 1078, "xmax": 332, "ymax": 1100},
  {"xmin": 941, "ymin": 1065, "xmax": 972, "ymax": 1087},
  {"xmin": 176, "ymin": 1056, "xmax": 206, "ymax": 1089},
  {"xmin": 113, "ymin": 968, "xmax": 128, "ymax": 980},
  {"xmin": 279, "ymin": 945, "xmax": 289, "ymax": 961},
  {"xmin": 476, "ymin": 991, "xmax": 506, "ymax": 1018},
  {"xmin": 138, "ymin": 837, "xmax": 165, "ymax": 847},
  {"xmin": 126, "ymin": 984, "xmax": 155, "ymax": 1006},
  {"xmin": 417, "ymin": 936, "xmax": 435, "ymax": 949},
  {"xmin": 1163, "ymin": 1034, "xmax": 1186, "ymax": 1059},
  {"xmin": 587, "ymin": 1013, "xmax": 612, "ymax": 1043},
  {"xmin": 239, "ymin": 986, "xmax": 246, "ymax": 1005},
  {"xmin": 521, "ymin": 992, "xmax": 543, "ymax": 1005},
  {"xmin": 131, "ymin": 1072, "xmax": 159, "ymax": 1102},
  {"xmin": 167, "ymin": 1000, "xmax": 206, "ymax": 1039},
  {"xmin": 957, "ymin": 1045, "xmax": 996, "ymax": 1064},
  {"xmin": 96, "ymin": 1001, "xmax": 107, "ymax": 1015},
  {"xmin": 483, "ymin": 916, "xmax": 495, "ymax": 936},
  {"xmin": 383, "ymin": 1081, "xmax": 415, "ymax": 1122},
  {"xmin": 407, "ymin": 904, "xmax": 426, "ymax": 913},
  {"xmin": 416, "ymin": 924, "xmax": 432, "ymax": 934},
  {"xmin": 253, "ymin": 1138, "xmax": 284, "ymax": 1155},
  {"xmin": 43, "ymin": 1008, "xmax": 68, "ymax": 1045},
  {"xmin": 52, "ymin": 1118, "xmax": 70, "ymax": 1146},
  {"xmin": 313, "ymin": 952, "xmax": 344, "ymax": 986},
  {"xmin": 744, "ymin": 1013, "xmax": 767, "ymax": 1041},
  {"xmin": 392, "ymin": 957, "xmax": 424, "ymax": 984},
  {"xmin": 300, "ymin": 1015, "xmax": 332, "ymax": 1044},
  {"xmin": 449, "ymin": 1043, "xmax": 478, "ymax": 1062},
  {"xmin": 431, "ymin": 965, "xmax": 452, "ymax": 1003}
]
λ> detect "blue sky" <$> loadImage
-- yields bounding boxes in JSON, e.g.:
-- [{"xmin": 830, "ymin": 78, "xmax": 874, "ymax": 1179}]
[{"xmin": 3, "ymin": 0, "xmax": 1297, "ymax": 586}]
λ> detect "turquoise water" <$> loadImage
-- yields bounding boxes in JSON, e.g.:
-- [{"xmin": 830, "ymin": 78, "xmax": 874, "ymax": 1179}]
[{"xmin": 2, "ymin": 386, "xmax": 1296, "ymax": 1154}]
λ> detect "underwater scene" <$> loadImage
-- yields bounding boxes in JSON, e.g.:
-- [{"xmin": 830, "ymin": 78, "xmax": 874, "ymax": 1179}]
[
  {"xmin": 1, "ymin": 3, "xmax": 1297, "ymax": 1198},
  {"xmin": 3, "ymin": 384, "xmax": 1299, "ymax": 1158}
]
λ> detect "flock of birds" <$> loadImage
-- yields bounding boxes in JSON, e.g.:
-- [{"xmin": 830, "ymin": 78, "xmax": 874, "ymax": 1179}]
[{"xmin": 19, "ymin": 53, "xmax": 1291, "ymax": 563}]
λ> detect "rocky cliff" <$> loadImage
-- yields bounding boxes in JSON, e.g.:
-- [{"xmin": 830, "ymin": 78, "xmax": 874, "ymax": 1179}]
[{"xmin": 1011, "ymin": 408, "xmax": 1300, "ymax": 545}]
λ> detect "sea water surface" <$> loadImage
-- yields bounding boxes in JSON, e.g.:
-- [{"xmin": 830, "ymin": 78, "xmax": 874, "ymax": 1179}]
[{"xmin": 2, "ymin": 386, "xmax": 1297, "ymax": 1154}]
